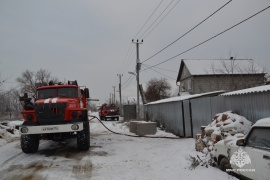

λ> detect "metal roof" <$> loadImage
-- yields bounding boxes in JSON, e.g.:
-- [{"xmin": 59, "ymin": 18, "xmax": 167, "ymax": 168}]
[
  {"xmin": 220, "ymin": 85, "xmax": 270, "ymax": 96},
  {"xmin": 146, "ymin": 90, "xmax": 225, "ymax": 105}
]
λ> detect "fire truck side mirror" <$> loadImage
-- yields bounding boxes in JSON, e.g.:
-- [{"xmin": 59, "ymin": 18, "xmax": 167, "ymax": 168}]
[{"xmin": 84, "ymin": 88, "xmax": 89, "ymax": 98}]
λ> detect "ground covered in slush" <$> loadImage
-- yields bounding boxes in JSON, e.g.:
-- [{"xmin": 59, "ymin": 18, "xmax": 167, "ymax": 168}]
[{"xmin": 0, "ymin": 112, "xmax": 237, "ymax": 180}]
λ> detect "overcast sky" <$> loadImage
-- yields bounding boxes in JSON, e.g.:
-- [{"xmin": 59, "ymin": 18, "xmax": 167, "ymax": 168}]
[{"xmin": 1, "ymin": 0, "xmax": 269, "ymax": 105}]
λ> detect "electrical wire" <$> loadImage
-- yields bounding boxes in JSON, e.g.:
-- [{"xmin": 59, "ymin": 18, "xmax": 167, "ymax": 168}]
[
  {"xmin": 141, "ymin": 64, "xmax": 176, "ymax": 80},
  {"xmin": 138, "ymin": 0, "xmax": 175, "ymax": 39},
  {"xmin": 122, "ymin": 75, "xmax": 135, "ymax": 91},
  {"xmin": 133, "ymin": 0, "xmax": 164, "ymax": 39},
  {"xmin": 142, "ymin": 5, "xmax": 270, "ymax": 71},
  {"xmin": 113, "ymin": 44, "xmax": 135, "ymax": 91},
  {"xmin": 117, "ymin": 43, "xmax": 133, "ymax": 74},
  {"xmin": 143, "ymin": 0, "xmax": 181, "ymax": 40},
  {"xmin": 120, "ymin": 48, "xmax": 136, "ymax": 75},
  {"xmin": 122, "ymin": 74, "xmax": 133, "ymax": 86},
  {"xmin": 115, "ymin": 0, "xmax": 164, "ymax": 88},
  {"xmin": 143, "ymin": 63, "xmax": 178, "ymax": 73},
  {"xmin": 142, "ymin": 0, "xmax": 233, "ymax": 63}
]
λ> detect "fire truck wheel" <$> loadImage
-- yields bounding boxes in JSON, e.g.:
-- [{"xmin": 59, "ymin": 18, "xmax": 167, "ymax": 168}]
[
  {"xmin": 21, "ymin": 134, "xmax": 39, "ymax": 153},
  {"xmin": 77, "ymin": 121, "xmax": 90, "ymax": 151}
]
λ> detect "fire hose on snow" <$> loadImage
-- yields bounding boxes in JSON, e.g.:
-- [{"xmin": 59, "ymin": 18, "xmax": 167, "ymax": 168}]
[{"xmin": 89, "ymin": 115, "xmax": 181, "ymax": 139}]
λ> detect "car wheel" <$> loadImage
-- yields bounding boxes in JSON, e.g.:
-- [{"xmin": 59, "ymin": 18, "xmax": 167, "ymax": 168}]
[
  {"xmin": 220, "ymin": 157, "xmax": 232, "ymax": 172},
  {"xmin": 104, "ymin": 117, "xmax": 107, "ymax": 121}
]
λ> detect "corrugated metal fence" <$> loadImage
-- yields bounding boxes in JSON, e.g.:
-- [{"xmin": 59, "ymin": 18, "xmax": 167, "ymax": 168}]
[{"xmin": 145, "ymin": 91, "xmax": 270, "ymax": 138}]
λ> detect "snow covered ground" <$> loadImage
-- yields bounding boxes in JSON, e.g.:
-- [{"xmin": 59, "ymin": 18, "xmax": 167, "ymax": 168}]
[{"xmin": 0, "ymin": 112, "xmax": 238, "ymax": 180}]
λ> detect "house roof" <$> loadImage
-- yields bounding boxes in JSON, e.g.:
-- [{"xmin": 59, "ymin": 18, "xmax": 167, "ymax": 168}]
[
  {"xmin": 176, "ymin": 59, "xmax": 265, "ymax": 82},
  {"xmin": 220, "ymin": 84, "xmax": 270, "ymax": 96}
]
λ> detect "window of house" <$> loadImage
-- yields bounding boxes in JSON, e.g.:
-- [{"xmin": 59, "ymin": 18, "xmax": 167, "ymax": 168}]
[
  {"xmin": 181, "ymin": 82, "xmax": 185, "ymax": 92},
  {"xmin": 188, "ymin": 80, "xmax": 192, "ymax": 90}
]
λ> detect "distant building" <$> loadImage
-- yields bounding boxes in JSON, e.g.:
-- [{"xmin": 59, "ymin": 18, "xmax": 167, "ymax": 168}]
[{"xmin": 176, "ymin": 59, "xmax": 266, "ymax": 94}]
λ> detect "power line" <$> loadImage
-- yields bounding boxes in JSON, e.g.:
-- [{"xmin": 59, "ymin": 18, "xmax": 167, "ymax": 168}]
[
  {"xmin": 133, "ymin": 0, "xmax": 164, "ymax": 39},
  {"xmin": 142, "ymin": 5, "xmax": 270, "ymax": 71},
  {"xmin": 143, "ymin": 63, "xmax": 178, "ymax": 73},
  {"xmin": 122, "ymin": 74, "xmax": 133, "ymax": 86},
  {"xmin": 143, "ymin": 0, "xmax": 181, "ymax": 40},
  {"xmin": 142, "ymin": 0, "xmax": 232, "ymax": 63},
  {"xmin": 118, "ymin": 43, "xmax": 133, "ymax": 74},
  {"xmin": 115, "ymin": 0, "xmax": 164, "ymax": 88},
  {"xmin": 114, "ymin": 44, "xmax": 135, "ymax": 87},
  {"xmin": 138, "ymin": 0, "xmax": 175, "ymax": 39},
  {"xmin": 122, "ymin": 75, "xmax": 135, "ymax": 91},
  {"xmin": 141, "ymin": 64, "xmax": 176, "ymax": 80},
  {"xmin": 119, "ymin": 46, "xmax": 136, "ymax": 75}
]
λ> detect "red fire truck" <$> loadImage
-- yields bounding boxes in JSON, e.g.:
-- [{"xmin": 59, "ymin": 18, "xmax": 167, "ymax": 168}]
[
  {"xmin": 99, "ymin": 103, "xmax": 120, "ymax": 121},
  {"xmin": 19, "ymin": 80, "xmax": 90, "ymax": 153}
]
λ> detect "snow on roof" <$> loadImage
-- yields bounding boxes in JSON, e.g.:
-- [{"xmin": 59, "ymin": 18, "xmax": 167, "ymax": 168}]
[
  {"xmin": 183, "ymin": 59, "xmax": 264, "ymax": 75},
  {"xmin": 220, "ymin": 84, "xmax": 270, "ymax": 96},
  {"xmin": 146, "ymin": 90, "xmax": 224, "ymax": 105}
]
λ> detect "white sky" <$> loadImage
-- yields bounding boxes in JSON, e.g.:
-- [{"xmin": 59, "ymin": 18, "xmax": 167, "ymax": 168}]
[{"xmin": 1, "ymin": 0, "xmax": 270, "ymax": 104}]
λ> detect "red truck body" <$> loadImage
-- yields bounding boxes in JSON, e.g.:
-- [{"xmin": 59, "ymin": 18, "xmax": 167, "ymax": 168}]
[
  {"xmin": 99, "ymin": 103, "xmax": 120, "ymax": 121},
  {"xmin": 19, "ymin": 80, "xmax": 90, "ymax": 153}
]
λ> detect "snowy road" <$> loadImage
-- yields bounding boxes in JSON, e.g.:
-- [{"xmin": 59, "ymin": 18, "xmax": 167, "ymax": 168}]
[{"xmin": 0, "ymin": 118, "xmax": 237, "ymax": 180}]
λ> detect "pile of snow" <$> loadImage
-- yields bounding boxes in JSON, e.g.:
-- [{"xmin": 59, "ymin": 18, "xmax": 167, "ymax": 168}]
[
  {"xmin": 0, "ymin": 120, "xmax": 23, "ymax": 146},
  {"xmin": 195, "ymin": 111, "xmax": 252, "ymax": 155}
]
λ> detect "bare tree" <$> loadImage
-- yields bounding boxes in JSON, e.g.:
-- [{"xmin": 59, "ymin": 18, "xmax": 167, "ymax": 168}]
[
  {"xmin": 145, "ymin": 78, "xmax": 171, "ymax": 102},
  {"xmin": 16, "ymin": 69, "xmax": 59, "ymax": 95},
  {"xmin": 0, "ymin": 88, "xmax": 21, "ymax": 120},
  {"xmin": 206, "ymin": 58, "xmax": 266, "ymax": 91}
]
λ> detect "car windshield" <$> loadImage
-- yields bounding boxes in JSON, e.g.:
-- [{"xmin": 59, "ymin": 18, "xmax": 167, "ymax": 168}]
[
  {"xmin": 37, "ymin": 89, "xmax": 56, "ymax": 99},
  {"xmin": 58, "ymin": 88, "xmax": 78, "ymax": 98},
  {"xmin": 246, "ymin": 128, "xmax": 270, "ymax": 150}
]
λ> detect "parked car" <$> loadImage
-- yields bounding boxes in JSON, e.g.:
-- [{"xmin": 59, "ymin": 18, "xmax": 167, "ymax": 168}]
[
  {"xmin": 214, "ymin": 118, "xmax": 270, "ymax": 180},
  {"xmin": 99, "ymin": 103, "xmax": 120, "ymax": 121}
]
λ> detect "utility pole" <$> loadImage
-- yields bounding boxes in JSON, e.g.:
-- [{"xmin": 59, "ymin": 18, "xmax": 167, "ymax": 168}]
[
  {"xmin": 112, "ymin": 86, "xmax": 116, "ymax": 103},
  {"xmin": 110, "ymin": 93, "xmax": 113, "ymax": 104},
  {"xmin": 132, "ymin": 39, "xmax": 143, "ymax": 121},
  {"xmin": 117, "ymin": 74, "xmax": 123, "ymax": 116}
]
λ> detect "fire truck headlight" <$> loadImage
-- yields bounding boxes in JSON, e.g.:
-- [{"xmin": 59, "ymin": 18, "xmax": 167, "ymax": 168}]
[
  {"xmin": 71, "ymin": 124, "xmax": 79, "ymax": 130},
  {"xmin": 21, "ymin": 127, "xmax": 28, "ymax": 133},
  {"xmin": 71, "ymin": 112, "xmax": 78, "ymax": 119},
  {"xmin": 27, "ymin": 114, "xmax": 33, "ymax": 121}
]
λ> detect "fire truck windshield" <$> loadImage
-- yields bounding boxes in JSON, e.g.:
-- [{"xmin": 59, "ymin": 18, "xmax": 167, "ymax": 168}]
[
  {"xmin": 58, "ymin": 88, "xmax": 77, "ymax": 98},
  {"xmin": 37, "ymin": 88, "xmax": 78, "ymax": 99},
  {"xmin": 37, "ymin": 89, "xmax": 56, "ymax": 99}
]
